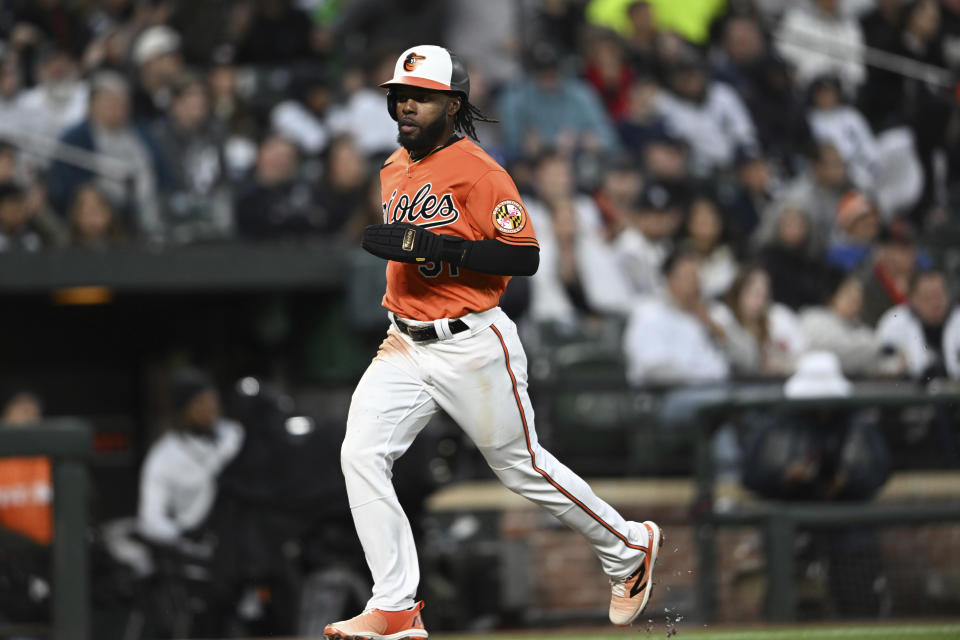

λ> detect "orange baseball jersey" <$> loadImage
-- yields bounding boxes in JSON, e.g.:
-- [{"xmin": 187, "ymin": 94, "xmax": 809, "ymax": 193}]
[
  {"xmin": 380, "ymin": 137, "xmax": 538, "ymax": 321},
  {"xmin": 0, "ymin": 456, "xmax": 53, "ymax": 545}
]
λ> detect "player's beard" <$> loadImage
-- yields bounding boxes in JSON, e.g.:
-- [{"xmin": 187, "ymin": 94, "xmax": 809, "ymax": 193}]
[{"xmin": 398, "ymin": 109, "xmax": 448, "ymax": 156}]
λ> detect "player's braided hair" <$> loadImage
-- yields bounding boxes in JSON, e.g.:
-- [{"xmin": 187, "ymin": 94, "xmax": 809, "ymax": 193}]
[{"xmin": 453, "ymin": 95, "xmax": 497, "ymax": 142}]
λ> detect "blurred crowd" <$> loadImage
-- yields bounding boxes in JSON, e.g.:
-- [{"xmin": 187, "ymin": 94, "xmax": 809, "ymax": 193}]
[{"xmin": 1, "ymin": 0, "xmax": 960, "ymax": 386}]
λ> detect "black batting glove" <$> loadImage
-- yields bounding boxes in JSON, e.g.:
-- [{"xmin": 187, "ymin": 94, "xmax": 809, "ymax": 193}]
[{"xmin": 361, "ymin": 222, "xmax": 468, "ymax": 266}]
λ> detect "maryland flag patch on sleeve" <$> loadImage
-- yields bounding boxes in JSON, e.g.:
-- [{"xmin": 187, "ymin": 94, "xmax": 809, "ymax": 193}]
[{"xmin": 492, "ymin": 200, "xmax": 526, "ymax": 234}]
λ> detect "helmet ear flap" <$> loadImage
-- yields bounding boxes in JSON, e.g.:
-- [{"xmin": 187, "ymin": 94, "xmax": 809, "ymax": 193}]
[{"xmin": 387, "ymin": 89, "xmax": 398, "ymax": 121}]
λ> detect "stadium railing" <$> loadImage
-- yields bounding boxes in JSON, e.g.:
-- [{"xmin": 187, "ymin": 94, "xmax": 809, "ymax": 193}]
[
  {"xmin": 0, "ymin": 418, "xmax": 92, "ymax": 640},
  {"xmin": 690, "ymin": 386, "xmax": 960, "ymax": 623}
]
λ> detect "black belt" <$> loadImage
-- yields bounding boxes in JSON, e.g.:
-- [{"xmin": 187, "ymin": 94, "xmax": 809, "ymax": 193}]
[{"xmin": 394, "ymin": 317, "xmax": 469, "ymax": 342}]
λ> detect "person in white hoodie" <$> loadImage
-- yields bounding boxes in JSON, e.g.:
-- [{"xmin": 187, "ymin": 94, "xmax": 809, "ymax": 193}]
[
  {"xmin": 137, "ymin": 368, "xmax": 244, "ymax": 549},
  {"xmin": 876, "ymin": 270, "xmax": 960, "ymax": 381},
  {"xmin": 623, "ymin": 248, "xmax": 730, "ymax": 385}
]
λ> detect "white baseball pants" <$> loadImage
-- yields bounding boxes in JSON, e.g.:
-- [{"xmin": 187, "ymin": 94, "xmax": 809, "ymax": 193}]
[{"xmin": 341, "ymin": 306, "xmax": 650, "ymax": 611}]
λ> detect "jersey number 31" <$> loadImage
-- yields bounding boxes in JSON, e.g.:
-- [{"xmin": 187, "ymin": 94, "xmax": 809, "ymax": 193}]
[{"xmin": 419, "ymin": 262, "xmax": 460, "ymax": 278}]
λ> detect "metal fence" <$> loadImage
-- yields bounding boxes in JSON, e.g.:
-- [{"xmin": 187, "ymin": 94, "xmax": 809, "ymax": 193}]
[{"xmin": 689, "ymin": 387, "xmax": 960, "ymax": 623}]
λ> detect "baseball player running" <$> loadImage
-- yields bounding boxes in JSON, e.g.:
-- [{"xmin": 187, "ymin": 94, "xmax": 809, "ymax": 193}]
[{"xmin": 323, "ymin": 45, "xmax": 662, "ymax": 640}]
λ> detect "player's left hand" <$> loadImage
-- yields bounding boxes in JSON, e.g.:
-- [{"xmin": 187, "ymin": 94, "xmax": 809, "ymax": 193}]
[{"xmin": 362, "ymin": 222, "xmax": 467, "ymax": 266}]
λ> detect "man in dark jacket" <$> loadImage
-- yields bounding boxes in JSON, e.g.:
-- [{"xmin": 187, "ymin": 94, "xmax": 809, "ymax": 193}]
[{"xmin": 742, "ymin": 352, "xmax": 891, "ymax": 617}]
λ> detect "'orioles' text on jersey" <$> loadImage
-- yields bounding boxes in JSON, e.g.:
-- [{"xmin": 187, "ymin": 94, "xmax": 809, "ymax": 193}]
[{"xmin": 379, "ymin": 137, "xmax": 538, "ymax": 320}]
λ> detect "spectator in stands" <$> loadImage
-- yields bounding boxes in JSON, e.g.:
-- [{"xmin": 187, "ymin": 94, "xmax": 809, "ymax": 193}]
[
  {"xmin": 858, "ymin": 0, "xmax": 909, "ymax": 131},
  {"xmin": 678, "ymin": 193, "xmax": 738, "ymax": 300},
  {"xmin": 138, "ymin": 368, "xmax": 243, "ymax": 547},
  {"xmin": 806, "ymin": 74, "xmax": 878, "ymax": 192},
  {"xmin": 167, "ymin": 2, "xmax": 236, "ymax": 69},
  {"xmin": 47, "ymin": 71, "xmax": 168, "ymax": 240},
  {"xmin": 775, "ymin": 0, "xmax": 866, "ymax": 93},
  {"xmin": 137, "ymin": 367, "xmax": 244, "ymax": 636},
  {"xmin": 583, "ymin": 27, "xmax": 635, "ymax": 122},
  {"xmin": 455, "ymin": 62, "xmax": 502, "ymax": 150},
  {"xmin": 14, "ymin": 46, "xmax": 88, "ymax": 148},
  {"xmin": 0, "ymin": 54, "xmax": 25, "ymax": 132},
  {"xmin": 857, "ymin": 219, "xmax": 919, "ymax": 326},
  {"xmin": 12, "ymin": 0, "xmax": 91, "ymax": 58},
  {"xmin": 270, "ymin": 69, "xmax": 332, "ymax": 158},
  {"xmin": 710, "ymin": 13, "xmax": 813, "ymax": 172},
  {"xmin": 893, "ymin": 0, "xmax": 953, "ymax": 227},
  {"xmin": 231, "ymin": 0, "xmax": 318, "ymax": 65},
  {"xmin": 827, "ymin": 191, "xmax": 881, "ymax": 272},
  {"xmin": 29, "ymin": 180, "xmax": 69, "ymax": 239},
  {"xmin": 206, "ymin": 49, "xmax": 260, "ymax": 143},
  {"xmin": 710, "ymin": 14, "xmax": 768, "ymax": 100},
  {"xmin": 755, "ymin": 200, "xmax": 828, "ymax": 311},
  {"xmin": 592, "ymin": 154, "xmax": 643, "ymax": 238},
  {"xmin": 779, "ymin": 141, "xmax": 852, "ymax": 249},
  {"xmin": 0, "ymin": 390, "xmax": 50, "ymax": 545},
  {"xmin": 612, "ymin": 181, "xmax": 682, "ymax": 298},
  {"xmin": 623, "ymin": 248, "xmax": 730, "ymax": 385},
  {"xmin": 710, "ymin": 265, "xmax": 805, "ymax": 377},
  {"xmin": 654, "ymin": 54, "xmax": 757, "ymax": 177},
  {"xmin": 532, "ymin": 0, "xmax": 587, "ymax": 59},
  {"xmin": 741, "ymin": 350, "xmax": 890, "ymax": 616},
  {"xmin": 712, "ymin": 13, "xmax": 812, "ymax": 168},
  {"xmin": 0, "ymin": 182, "xmax": 42, "ymax": 252},
  {"xmin": 0, "ymin": 390, "xmax": 52, "ymax": 627},
  {"xmin": 82, "ymin": 25, "xmax": 136, "ymax": 76},
  {"xmin": 743, "ymin": 350, "xmax": 891, "ymax": 499},
  {"xmin": 130, "ymin": 25, "xmax": 184, "ymax": 123},
  {"xmin": 739, "ymin": 54, "xmax": 813, "ymax": 176},
  {"xmin": 152, "ymin": 73, "xmax": 233, "ymax": 244},
  {"xmin": 497, "ymin": 42, "xmax": 620, "ymax": 158},
  {"xmin": 621, "ymin": 1, "xmax": 664, "ymax": 76},
  {"xmin": 876, "ymin": 270, "xmax": 959, "ymax": 382},
  {"xmin": 861, "ymin": 0, "xmax": 903, "ymax": 53},
  {"xmin": 326, "ymin": 49, "xmax": 401, "ymax": 158},
  {"xmin": 313, "ymin": 135, "xmax": 369, "ymax": 236},
  {"xmin": 723, "ymin": 145, "xmax": 776, "ymax": 246},
  {"xmin": 525, "ymin": 151, "xmax": 633, "ymax": 324},
  {"xmin": 445, "ymin": 0, "xmax": 521, "ymax": 88},
  {"xmin": 799, "ymin": 272, "xmax": 888, "ymax": 377},
  {"xmin": 641, "ymin": 128, "xmax": 691, "ymax": 192},
  {"xmin": 616, "ymin": 74, "xmax": 667, "ymax": 159},
  {"xmin": 235, "ymin": 134, "xmax": 321, "ymax": 239},
  {"xmin": 67, "ymin": 183, "xmax": 122, "ymax": 248}
]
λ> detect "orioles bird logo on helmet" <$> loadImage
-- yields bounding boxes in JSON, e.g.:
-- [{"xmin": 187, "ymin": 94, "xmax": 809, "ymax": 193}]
[{"xmin": 403, "ymin": 52, "xmax": 426, "ymax": 72}]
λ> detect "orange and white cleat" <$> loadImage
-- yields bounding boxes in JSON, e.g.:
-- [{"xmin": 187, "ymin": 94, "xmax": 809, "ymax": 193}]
[
  {"xmin": 609, "ymin": 521, "xmax": 664, "ymax": 626},
  {"xmin": 323, "ymin": 600, "xmax": 428, "ymax": 640}
]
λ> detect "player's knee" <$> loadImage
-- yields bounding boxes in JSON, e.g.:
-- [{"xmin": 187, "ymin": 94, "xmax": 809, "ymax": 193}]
[
  {"xmin": 491, "ymin": 465, "xmax": 528, "ymax": 493},
  {"xmin": 340, "ymin": 436, "xmax": 371, "ymax": 475}
]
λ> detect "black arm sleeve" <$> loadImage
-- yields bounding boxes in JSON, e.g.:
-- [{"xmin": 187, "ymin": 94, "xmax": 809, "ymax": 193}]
[{"xmin": 460, "ymin": 239, "xmax": 539, "ymax": 276}]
